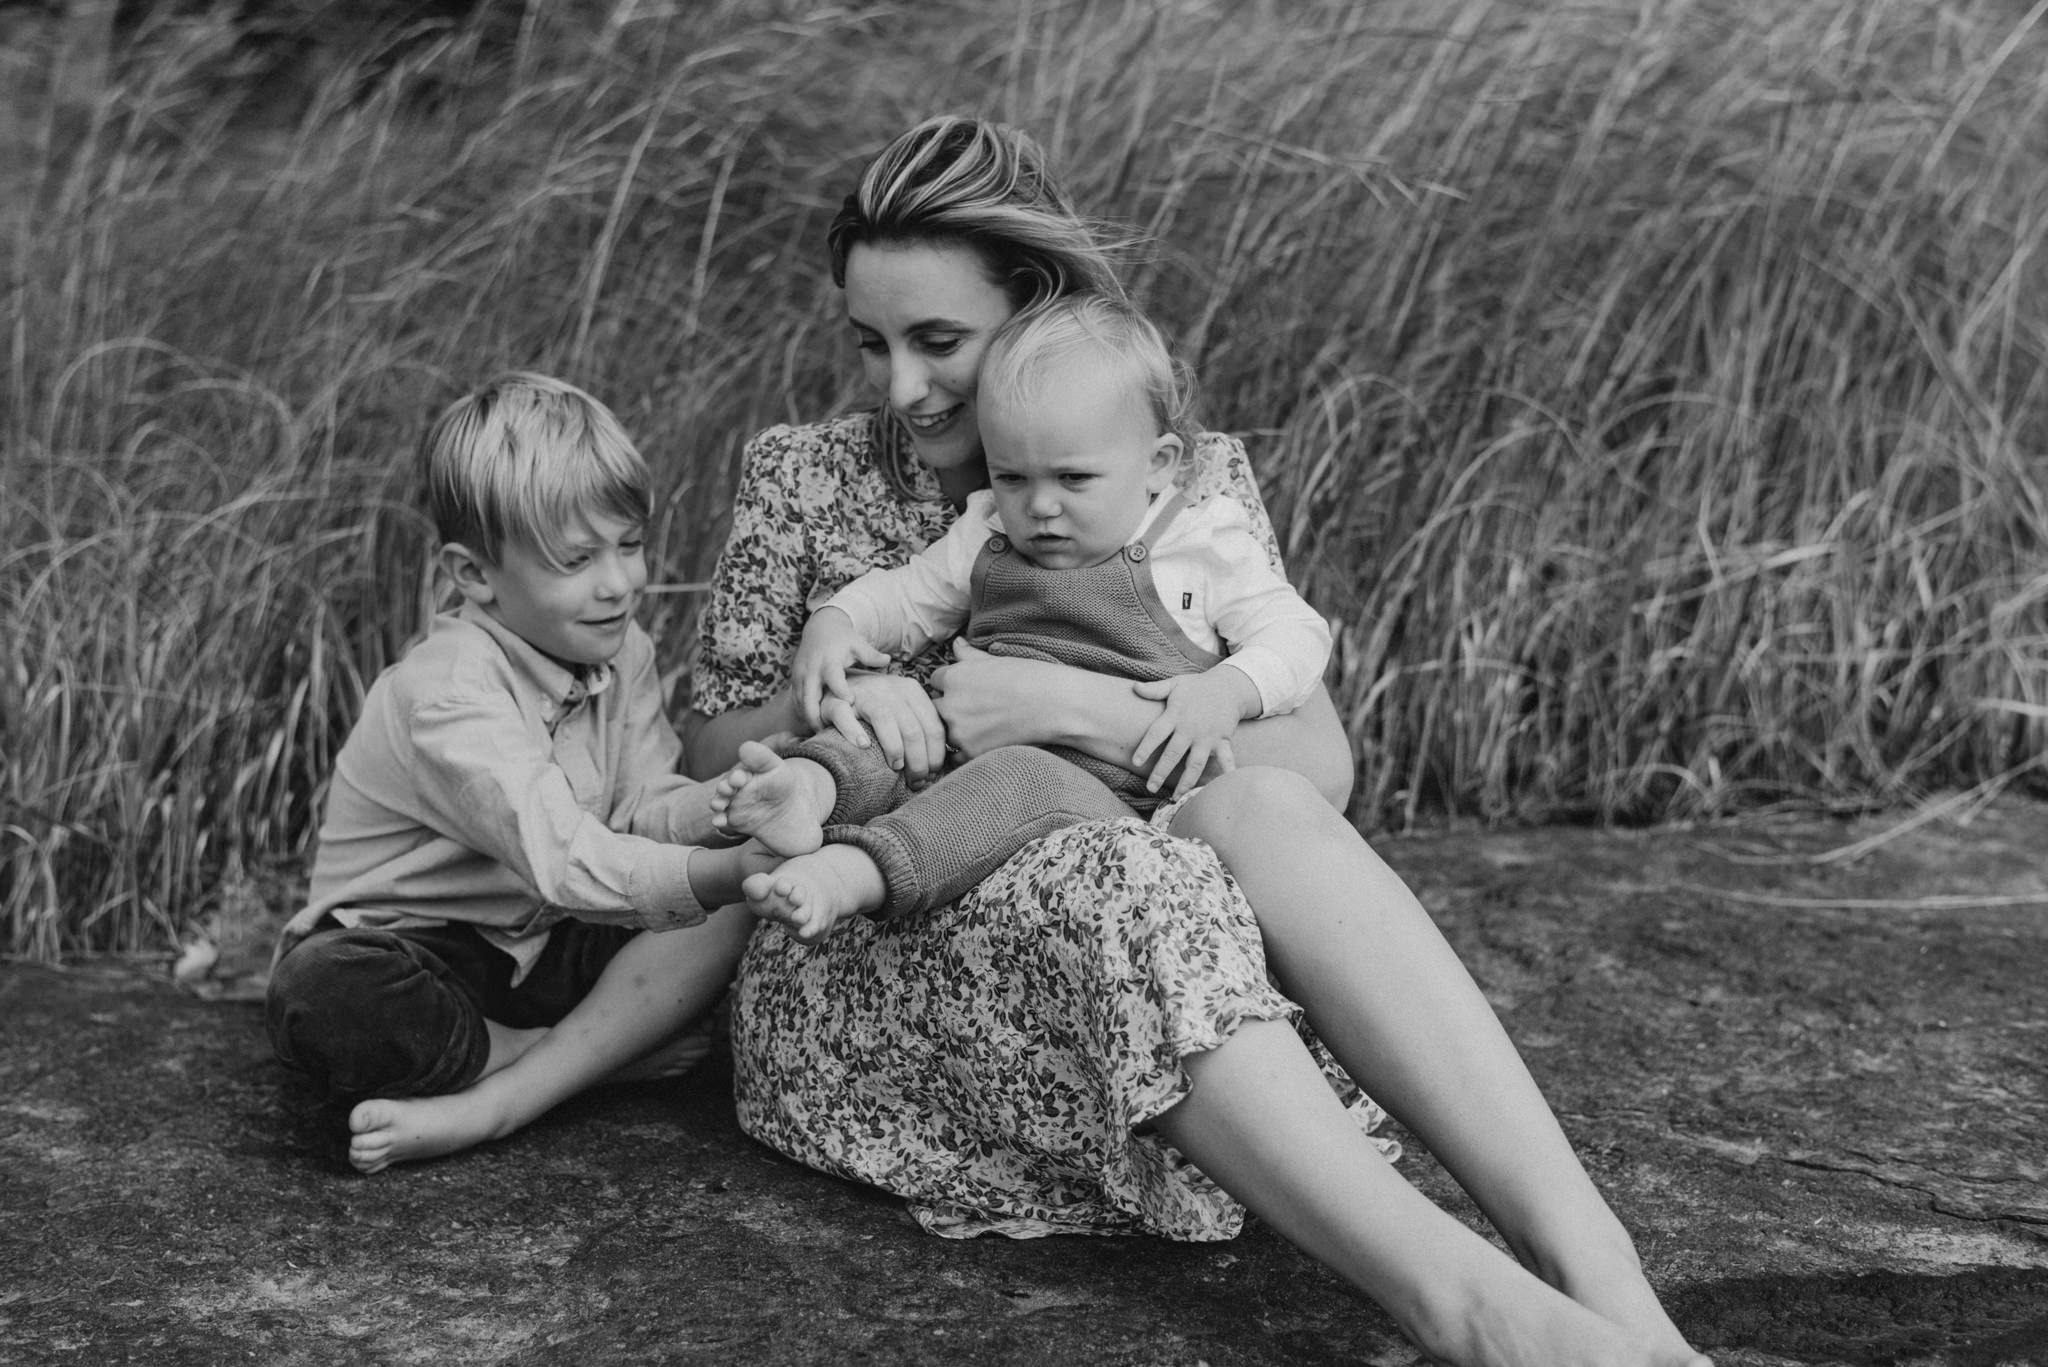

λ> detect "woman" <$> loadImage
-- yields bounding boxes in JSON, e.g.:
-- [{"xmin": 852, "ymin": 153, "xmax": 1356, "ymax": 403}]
[{"xmin": 683, "ymin": 116, "xmax": 1710, "ymax": 1367}]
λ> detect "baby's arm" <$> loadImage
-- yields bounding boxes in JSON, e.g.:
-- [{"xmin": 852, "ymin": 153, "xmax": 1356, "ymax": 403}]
[
  {"xmin": 1130, "ymin": 665, "xmax": 1263, "ymax": 799},
  {"xmin": 1193, "ymin": 504, "xmax": 1334, "ymax": 720},
  {"xmin": 790, "ymin": 607, "xmax": 892, "ymax": 733}
]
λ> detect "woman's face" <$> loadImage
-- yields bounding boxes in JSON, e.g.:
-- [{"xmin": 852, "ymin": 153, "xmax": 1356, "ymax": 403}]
[{"xmin": 843, "ymin": 241, "xmax": 1020, "ymax": 477}]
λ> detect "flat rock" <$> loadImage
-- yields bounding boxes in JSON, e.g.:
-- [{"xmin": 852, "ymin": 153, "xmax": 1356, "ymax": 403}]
[{"xmin": 3, "ymin": 801, "xmax": 2045, "ymax": 1364}]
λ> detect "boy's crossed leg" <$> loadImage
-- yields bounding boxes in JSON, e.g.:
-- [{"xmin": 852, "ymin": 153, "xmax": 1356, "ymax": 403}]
[{"xmin": 347, "ymin": 903, "xmax": 752, "ymax": 1173}]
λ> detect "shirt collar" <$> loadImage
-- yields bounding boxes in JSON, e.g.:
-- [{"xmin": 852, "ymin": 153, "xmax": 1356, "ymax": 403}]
[{"xmin": 454, "ymin": 601, "xmax": 616, "ymax": 713}]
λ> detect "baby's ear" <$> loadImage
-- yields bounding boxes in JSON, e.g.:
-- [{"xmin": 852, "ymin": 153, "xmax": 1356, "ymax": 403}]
[
  {"xmin": 439, "ymin": 543, "xmax": 495, "ymax": 605},
  {"xmin": 1147, "ymin": 432, "xmax": 1185, "ymax": 492}
]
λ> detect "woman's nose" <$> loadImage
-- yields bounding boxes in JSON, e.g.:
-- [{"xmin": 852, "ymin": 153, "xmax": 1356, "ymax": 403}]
[{"xmin": 888, "ymin": 354, "xmax": 929, "ymax": 410}]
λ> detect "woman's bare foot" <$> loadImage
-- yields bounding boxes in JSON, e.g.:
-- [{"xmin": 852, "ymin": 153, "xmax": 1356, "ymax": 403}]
[
  {"xmin": 1409, "ymin": 1267, "xmax": 1712, "ymax": 1367},
  {"xmin": 606, "ymin": 1016, "xmax": 718, "ymax": 1083},
  {"xmin": 1540, "ymin": 1243, "xmax": 1711, "ymax": 1366},
  {"xmin": 710, "ymin": 741, "xmax": 833, "ymax": 856},
  {"xmin": 741, "ymin": 845, "xmax": 887, "ymax": 944}
]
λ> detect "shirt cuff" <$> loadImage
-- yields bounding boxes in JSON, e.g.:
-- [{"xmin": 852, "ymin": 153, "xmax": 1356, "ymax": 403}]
[
  {"xmin": 1222, "ymin": 649, "xmax": 1316, "ymax": 718},
  {"xmin": 626, "ymin": 844, "xmax": 713, "ymax": 930}
]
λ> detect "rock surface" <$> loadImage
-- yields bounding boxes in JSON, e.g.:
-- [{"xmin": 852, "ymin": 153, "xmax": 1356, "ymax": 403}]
[{"xmin": 4, "ymin": 802, "xmax": 2045, "ymax": 1365}]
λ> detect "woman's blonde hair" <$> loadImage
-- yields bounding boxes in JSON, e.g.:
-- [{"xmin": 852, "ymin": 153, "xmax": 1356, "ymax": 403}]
[
  {"xmin": 827, "ymin": 116, "xmax": 1127, "ymax": 309},
  {"xmin": 418, "ymin": 372, "xmax": 651, "ymax": 568},
  {"xmin": 980, "ymin": 295, "xmax": 1200, "ymax": 455}
]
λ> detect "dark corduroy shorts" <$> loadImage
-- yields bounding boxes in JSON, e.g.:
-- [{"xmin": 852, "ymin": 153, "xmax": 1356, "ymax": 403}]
[{"xmin": 265, "ymin": 919, "xmax": 635, "ymax": 1099}]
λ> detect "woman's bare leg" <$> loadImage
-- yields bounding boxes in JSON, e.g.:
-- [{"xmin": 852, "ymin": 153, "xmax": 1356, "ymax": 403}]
[
  {"xmin": 348, "ymin": 903, "xmax": 753, "ymax": 1173},
  {"xmin": 1153, "ymin": 1020, "xmax": 1709, "ymax": 1367},
  {"xmin": 1170, "ymin": 768, "xmax": 1699, "ymax": 1356}
]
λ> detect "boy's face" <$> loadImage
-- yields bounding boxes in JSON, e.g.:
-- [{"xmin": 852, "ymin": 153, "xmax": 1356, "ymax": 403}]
[
  {"xmin": 445, "ymin": 509, "xmax": 648, "ymax": 667},
  {"xmin": 980, "ymin": 359, "xmax": 1180, "ymax": 571}
]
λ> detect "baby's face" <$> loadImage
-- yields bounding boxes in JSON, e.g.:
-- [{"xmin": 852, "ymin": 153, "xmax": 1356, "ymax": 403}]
[
  {"xmin": 478, "ymin": 509, "xmax": 648, "ymax": 666},
  {"xmin": 981, "ymin": 360, "xmax": 1178, "ymax": 571}
]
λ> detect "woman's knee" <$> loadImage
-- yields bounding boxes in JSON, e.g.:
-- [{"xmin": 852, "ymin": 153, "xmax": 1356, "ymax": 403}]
[{"xmin": 1177, "ymin": 765, "xmax": 1333, "ymax": 845}]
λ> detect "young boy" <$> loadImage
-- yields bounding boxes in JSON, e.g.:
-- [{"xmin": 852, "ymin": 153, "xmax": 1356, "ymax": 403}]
[
  {"xmin": 266, "ymin": 373, "xmax": 773, "ymax": 1173},
  {"xmin": 710, "ymin": 294, "xmax": 1332, "ymax": 943}
]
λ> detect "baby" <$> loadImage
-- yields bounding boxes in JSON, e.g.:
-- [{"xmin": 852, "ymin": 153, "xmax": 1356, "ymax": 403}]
[{"xmin": 711, "ymin": 294, "xmax": 1331, "ymax": 942}]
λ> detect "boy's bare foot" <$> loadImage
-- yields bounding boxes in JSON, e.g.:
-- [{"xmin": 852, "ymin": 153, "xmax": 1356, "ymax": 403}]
[
  {"xmin": 710, "ymin": 741, "xmax": 833, "ymax": 856},
  {"xmin": 348, "ymin": 1092, "xmax": 516, "ymax": 1174},
  {"xmin": 741, "ymin": 845, "xmax": 887, "ymax": 944}
]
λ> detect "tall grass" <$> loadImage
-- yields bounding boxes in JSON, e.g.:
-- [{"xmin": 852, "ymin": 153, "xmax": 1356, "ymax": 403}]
[{"xmin": 4, "ymin": 0, "xmax": 2045, "ymax": 956}]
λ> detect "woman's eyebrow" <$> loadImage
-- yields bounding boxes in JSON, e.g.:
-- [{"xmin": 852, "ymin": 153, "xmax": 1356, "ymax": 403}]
[{"xmin": 846, "ymin": 310, "xmax": 969, "ymax": 333}]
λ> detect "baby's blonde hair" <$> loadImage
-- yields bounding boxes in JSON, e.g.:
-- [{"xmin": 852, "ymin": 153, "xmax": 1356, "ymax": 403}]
[
  {"xmin": 418, "ymin": 372, "xmax": 651, "ymax": 568},
  {"xmin": 979, "ymin": 294, "xmax": 1199, "ymax": 453}
]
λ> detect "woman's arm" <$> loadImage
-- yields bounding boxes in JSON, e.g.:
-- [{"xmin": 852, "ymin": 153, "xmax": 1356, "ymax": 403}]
[
  {"xmin": 679, "ymin": 692, "xmax": 802, "ymax": 781},
  {"xmin": 929, "ymin": 643, "xmax": 1354, "ymax": 808}
]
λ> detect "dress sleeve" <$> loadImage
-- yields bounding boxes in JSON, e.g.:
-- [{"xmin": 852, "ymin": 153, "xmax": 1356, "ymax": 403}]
[
  {"xmin": 1186, "ymin": 431, "xmax": 1284, "ymax": 571},
  {"xmin": 693, "ymin": 426, "xmax": 817, "ymax": 717}
]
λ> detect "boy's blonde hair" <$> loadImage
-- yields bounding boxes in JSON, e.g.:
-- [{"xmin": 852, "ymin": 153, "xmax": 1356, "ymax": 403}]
[
  {"xmin": 419, "ymin": 372, "xmax": 652, "ymax": 568},
  {"xmin": 979, "ymin": 294, "xmax": 1199, "ymax": 454}
]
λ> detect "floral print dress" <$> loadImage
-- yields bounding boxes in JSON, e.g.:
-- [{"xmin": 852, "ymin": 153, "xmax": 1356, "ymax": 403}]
[{"xmin": 694, "ymin": 411, "xmax": 1395, "ymax": 1240}]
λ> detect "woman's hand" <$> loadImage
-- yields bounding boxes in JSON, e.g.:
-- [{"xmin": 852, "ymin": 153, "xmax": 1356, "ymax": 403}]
[
  {"xmin": 927, "ymin": 640, "xmax": 1086, "ymax": 756},
  {"xmin": 932, "ymin": 640, "xmax": 1356, "ymax": 808},
  {"xmin": 834, "ymin": 672, "xmax": 949, "ymax": 789}
]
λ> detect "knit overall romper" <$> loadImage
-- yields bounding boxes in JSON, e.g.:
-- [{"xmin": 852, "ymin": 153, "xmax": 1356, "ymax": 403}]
[{"xmin": 787, "ymin": 492, "xmax": 1225, "ymax": 920}]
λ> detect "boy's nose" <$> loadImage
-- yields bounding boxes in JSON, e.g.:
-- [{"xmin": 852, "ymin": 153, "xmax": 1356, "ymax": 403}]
[{"xmin": 595, "ymin": 557, "xmax": 634, "ymax": 599}]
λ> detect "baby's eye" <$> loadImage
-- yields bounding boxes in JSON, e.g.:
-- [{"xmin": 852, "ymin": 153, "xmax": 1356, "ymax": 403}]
[{"xmin": 991, "ymin": 472, "xmax": 1024, "ymax": 486}]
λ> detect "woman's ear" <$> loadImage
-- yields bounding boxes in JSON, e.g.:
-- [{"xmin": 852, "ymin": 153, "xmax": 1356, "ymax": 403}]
[
  {"xmin": 1146, "ymin": 433, "xmax": 1185, "ymax": 492},
  {"xmin": 439, "ymin": 543, "xmax": 496, "ymax": 605}
]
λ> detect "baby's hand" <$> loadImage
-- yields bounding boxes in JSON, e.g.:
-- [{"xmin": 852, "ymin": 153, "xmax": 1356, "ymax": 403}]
[
  {"xmin": 1130, "ymin": 665, "xmax": 1262, "ymax": 800},
  {"xmin": 791, "ymin": 607, "xmax": 890, "ymax": 732}
]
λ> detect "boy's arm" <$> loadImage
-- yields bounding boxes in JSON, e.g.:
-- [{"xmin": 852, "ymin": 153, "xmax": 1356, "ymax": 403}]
[
  {"xmin": 404, "ymin": 688, "xmax": 714, "ymax": 931},
  {"xmin": 607, "ymin": 633, "xmax": 725, "ymax": 846}
]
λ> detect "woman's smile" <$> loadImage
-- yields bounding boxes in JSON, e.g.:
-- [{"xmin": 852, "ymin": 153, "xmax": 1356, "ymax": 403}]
[{"xmin": 843, "ymin": 240, "xmax": 1019, "ymax": 474}]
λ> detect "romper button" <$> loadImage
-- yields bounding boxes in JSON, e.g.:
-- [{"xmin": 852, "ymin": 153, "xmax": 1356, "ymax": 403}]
[
  {"xmin": 988, "ymin": 534, "xmax": 1009, "ymax": 553},
  {"xmin": 1126, "ymin": 543, "xmax": 1148, "ymax": 562}
]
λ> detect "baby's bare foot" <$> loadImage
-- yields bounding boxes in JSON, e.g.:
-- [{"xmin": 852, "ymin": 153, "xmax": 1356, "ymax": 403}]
[
  {"xmin": 741, "ymin": 845, "xmax": 887, "ymax": 944},
  {"xmin": 347, "ymin": 1092, "xmax": 515, "ymax": 1174},
  {"xmin": 711, "ymin": 741, "xmax": 831, "ymax": 856}
]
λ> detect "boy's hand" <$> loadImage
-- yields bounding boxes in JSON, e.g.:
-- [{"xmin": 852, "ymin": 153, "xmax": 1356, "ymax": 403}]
[
  {"xmin": 791, "ymin": 607, "xmax": 890, "ymax": 733},
  {"xmin": 1130, "ymin": 665, "xmax": 1262, "ymax": 801}
]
